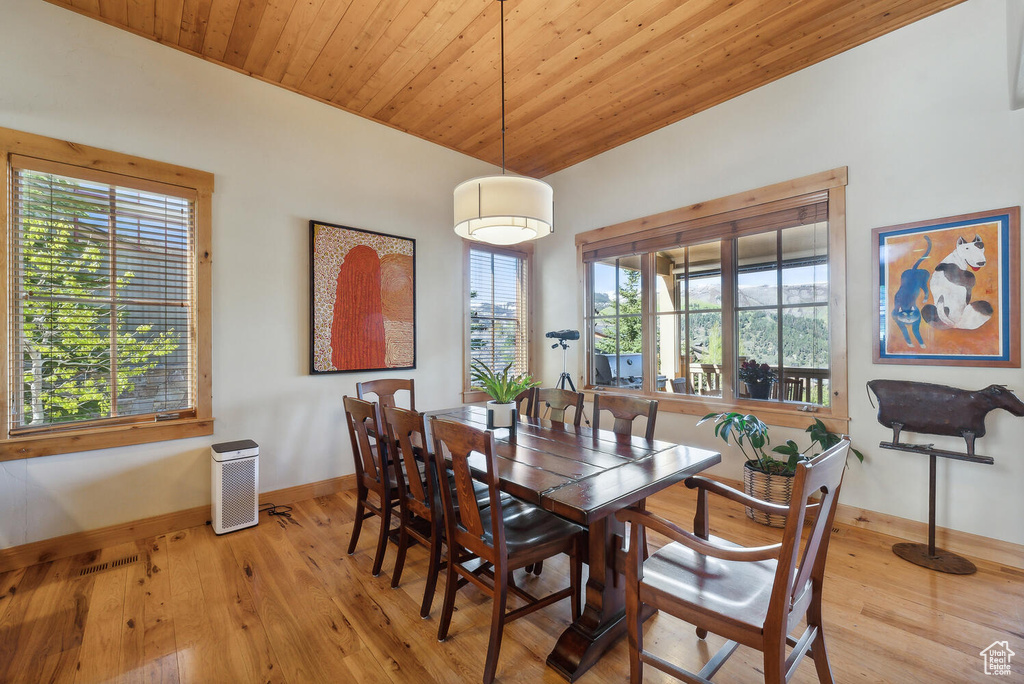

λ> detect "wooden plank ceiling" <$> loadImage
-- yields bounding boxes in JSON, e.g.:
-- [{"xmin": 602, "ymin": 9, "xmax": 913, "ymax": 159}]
[{"xmin": 45, "ymin": 0, "xmax": 964, "ymax": 176}]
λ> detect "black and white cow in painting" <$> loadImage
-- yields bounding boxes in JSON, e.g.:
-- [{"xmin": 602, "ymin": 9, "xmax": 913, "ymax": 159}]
[{"xmin": 921, "ymin": 234, "xmax": 993, "ymax": 330}]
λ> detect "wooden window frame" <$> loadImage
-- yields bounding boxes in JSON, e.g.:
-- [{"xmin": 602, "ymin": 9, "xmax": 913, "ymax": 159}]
[
  {"xmin": 462, "ymin": 242, "xmax": 534, "ymax": 403},
  {"xmin": 0, "ymin": 127, "xmax": 214, "ymax": 460},
  {"xmin": 576, "ymin": 168, "xmax": 849, "ymax": 431}
]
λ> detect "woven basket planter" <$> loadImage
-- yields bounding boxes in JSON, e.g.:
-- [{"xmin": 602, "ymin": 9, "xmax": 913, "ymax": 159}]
[{"xmin": 743, "ymin": 463, "xmax": 794, "ymax": 527}]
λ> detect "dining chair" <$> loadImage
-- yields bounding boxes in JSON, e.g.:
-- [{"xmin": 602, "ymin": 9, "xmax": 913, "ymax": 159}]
[
  {"xmin": 381, "ymin": 405, "xmax": 444, "ymax": 617},
  {"xmin": 344, "ymin": 395, "xmax": 399, "ymax": 577},
  {"xmin": 514, "ymin": 387, "xmax": 534, "ymax": 417},
  {"xmin": 592, "ymin": 393, "xmax": 658, "ymax": 441},
  {"xmin": 430, "ymin": 417, "xmax": 584, "ymax": 684},
  {"xmin": 356, "ymin": 378, "xmax": 416, "ymax": 411},
  {"xmin": 776, "ymin": 377, "xmax": 804, "ymax": 402},
  {"xmin": 532, "ymin": 387, "xmax": 584, "ymax": 426},
  {"xmin": 384, "ymin": 406, "xmax": 504, "ymax": 615},
  {"xmin": 616, "ymin": 438, "xmax": 851, "ymax": 684}
]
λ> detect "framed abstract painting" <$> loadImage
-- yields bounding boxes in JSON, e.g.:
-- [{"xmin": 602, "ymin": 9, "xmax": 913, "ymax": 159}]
[
  {"xmin": 310, "ymin": 220, "xmax": 416, "ymax": 374},
  {"xmin": 872, "ymin": 207, "xmax": 1020, "ymax": 367}
]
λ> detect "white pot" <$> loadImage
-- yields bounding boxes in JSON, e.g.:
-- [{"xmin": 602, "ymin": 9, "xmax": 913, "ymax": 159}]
[{"xmin": 486, "ymin": 401, "xmax": 516, "ymax": 429}]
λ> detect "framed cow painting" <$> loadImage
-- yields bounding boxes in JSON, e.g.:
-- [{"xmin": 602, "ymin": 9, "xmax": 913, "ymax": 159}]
[
  {"xmin": 309, "ymin": 220, "xmax": 416, "ymax": 374},
  {"xmin": 872, "ymin": 207, "xmax": 1020, "ymax": 367}
]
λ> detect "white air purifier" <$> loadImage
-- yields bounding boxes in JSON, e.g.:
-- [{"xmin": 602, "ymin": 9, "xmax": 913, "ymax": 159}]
[{"xmin": 211, "ymin": 439, "xmax": 259, "ymax": 534}]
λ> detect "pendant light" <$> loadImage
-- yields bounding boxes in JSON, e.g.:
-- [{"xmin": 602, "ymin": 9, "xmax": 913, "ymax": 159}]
[{"xmin": 453, "ymin": 0, "xmax": 553, "ymax": 246}]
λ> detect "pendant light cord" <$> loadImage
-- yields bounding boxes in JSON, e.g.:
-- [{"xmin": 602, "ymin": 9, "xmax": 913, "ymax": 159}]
[{"xmin": 499, "ymin": 0, "xmax": 506, "ymax": 174}]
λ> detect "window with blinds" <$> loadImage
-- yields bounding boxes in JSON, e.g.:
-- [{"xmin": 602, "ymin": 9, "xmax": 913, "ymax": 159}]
[
  {"xmin": 9, "ymin": 157, "xmax": 196, "ymax": 433},
  {"xmin": 467, "ymin": 247, "xmax": 529, "ymax": 380}
]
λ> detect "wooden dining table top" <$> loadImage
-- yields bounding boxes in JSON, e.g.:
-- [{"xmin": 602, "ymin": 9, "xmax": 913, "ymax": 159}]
[{"xmin": 425, "ymin": 405, "xmax": 722, "ymax": 526}]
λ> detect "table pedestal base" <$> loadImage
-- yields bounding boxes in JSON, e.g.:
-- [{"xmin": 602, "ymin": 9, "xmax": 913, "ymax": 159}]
[{"xmin": 892, "ymin": 542, "xmax": 976, "ymax": 574}]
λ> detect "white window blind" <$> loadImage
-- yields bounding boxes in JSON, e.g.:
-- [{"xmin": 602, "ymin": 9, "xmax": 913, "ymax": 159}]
[
  {"xmin": 468, "ymin": 248, "xmax": 528, "ymax": 376},
  {"xmin": 9, "ymin": 157, "xmax": 196, "ymax": 433}
]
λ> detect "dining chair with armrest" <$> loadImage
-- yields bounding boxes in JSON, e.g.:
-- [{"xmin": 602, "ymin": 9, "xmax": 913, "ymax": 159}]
[
  {"xmin": 430, "ymin": 418, "xmax": 584, "ymax": 684},
  {"xmin": 344, "ymin": 395, "xmax": 399, "ymax": 577},
  {"xmin": 533, "ymin": 387, "xmax": 584, "ymax": 426},
  {"xmin": 616, "ymin": 438, "xmax": 851, "ymax": 684},
  {"xmin": 592, "ymin": 394, "xmax": 658, "ymax": 441}
]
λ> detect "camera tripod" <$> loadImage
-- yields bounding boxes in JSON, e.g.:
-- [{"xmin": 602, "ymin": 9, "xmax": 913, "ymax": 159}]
[{"xmin": 552, "ymin": 338, "xmax": 576, "ymax": 391}]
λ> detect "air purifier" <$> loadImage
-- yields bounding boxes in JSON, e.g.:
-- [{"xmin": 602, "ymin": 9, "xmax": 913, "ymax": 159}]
[{"xmin": 211, "ymin": 439, "xmax": 259, "ymax": 534}]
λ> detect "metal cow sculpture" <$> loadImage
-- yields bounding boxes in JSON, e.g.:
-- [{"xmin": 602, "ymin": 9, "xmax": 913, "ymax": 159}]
[{"xmin": 867, "ymin": 380, "xmax": 1024, "ymax": 457}]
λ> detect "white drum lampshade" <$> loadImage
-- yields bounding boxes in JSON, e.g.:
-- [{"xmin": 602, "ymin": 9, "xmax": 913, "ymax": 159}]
[{"xmin": 453, "ymin": 175, "xmax": 553, "ymax": 245}]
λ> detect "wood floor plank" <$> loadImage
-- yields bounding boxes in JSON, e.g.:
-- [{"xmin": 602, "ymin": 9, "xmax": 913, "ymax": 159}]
[
  {"xmin": 0, "ymin": 558, "xmax": 87, "ymax": 683},
  {"xmin": 73, "ymin": 565, "xmax": 128, "ymax": 684},
  {"xmin": 0, "ymin": 566, "xmax": 27, "ymax": 627},
  {"xmin": 118, "ymin": 537, "xmax": 179, "ymax": 684},
  {"xmin": 165, "ymin": 528, "xmax": 244, "ymax": 683}
]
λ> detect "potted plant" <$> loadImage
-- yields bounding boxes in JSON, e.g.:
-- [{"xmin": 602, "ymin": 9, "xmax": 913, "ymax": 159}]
[
  {"xmin": 470, "ymin": 360, "xmax": 539, "ymax": 432},
  {"xmin": 738, "ymin": 359, "xmax": 776, "ymax": 399},
  {"xmin": 698, "ymin": 413, "xmax": 862, "ymax": 527}
]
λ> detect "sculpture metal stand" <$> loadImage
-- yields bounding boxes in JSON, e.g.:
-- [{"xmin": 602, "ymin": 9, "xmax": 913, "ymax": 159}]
[
  {"xmin": 878, "ymin": 440, "xmax": 988, "ymax": 574},
  {"xmin": 868, "ymin": 379, "xmax": 1024, "ymax": 576}
]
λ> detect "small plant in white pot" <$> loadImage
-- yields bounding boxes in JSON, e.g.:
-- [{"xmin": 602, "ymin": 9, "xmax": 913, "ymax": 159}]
[
  {"xmin": 470, "ymin": 360, "xmax": 538, "ymax": 433},
  {"xmin": 698, "ymin": 412, "xmax": 862, "ymax": 527}
]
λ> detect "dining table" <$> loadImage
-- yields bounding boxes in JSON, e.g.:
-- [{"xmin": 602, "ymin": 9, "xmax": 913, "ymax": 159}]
[{"xmin": 424, "ymin": 404, "xmax": 721, "ymax": 682}]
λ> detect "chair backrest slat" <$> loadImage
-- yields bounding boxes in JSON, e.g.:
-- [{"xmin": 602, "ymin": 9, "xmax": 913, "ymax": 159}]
[{"xmin": 384, "ymin": 406, "xmax": 430, "ymax": 506}]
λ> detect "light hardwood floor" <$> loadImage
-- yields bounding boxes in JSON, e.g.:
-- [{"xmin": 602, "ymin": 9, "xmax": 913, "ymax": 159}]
[{"xmin": 0, "ymin": 485, "xmax": 1020, "ymax": 683}]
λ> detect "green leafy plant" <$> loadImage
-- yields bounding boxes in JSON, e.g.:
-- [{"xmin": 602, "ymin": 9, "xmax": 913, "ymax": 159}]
[
  {"xmin": 698, "ymin": 412, "xmax": 860, "ymax": 475},
  {"xmin": 470, "ymin": 360, "xmax": 539, "ymax": 404},
  {"xmin": 698, "ymin": 411, "xmax": 791, "ymax": 474},
  {"xmin": 770, "ymin": 418, "xmax": 864, "ymax": 465}
]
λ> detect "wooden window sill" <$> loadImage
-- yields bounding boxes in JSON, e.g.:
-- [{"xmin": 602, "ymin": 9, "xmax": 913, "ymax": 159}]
[
  {"xmin": 0, "ymin": 417, "xmax": 215, "ymax": 461},
  {"xmin": 584, "ymin": 386, "xmax": 849, "ymax": 432}
]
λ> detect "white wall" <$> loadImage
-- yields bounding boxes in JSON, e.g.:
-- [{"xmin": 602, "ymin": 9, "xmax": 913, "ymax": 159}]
[
  {"xmin": 539, "ymin": 0, "xmax": 1024, "ymax": 545},
  {"xmin": 0, "ymin": 0, "xmax": 493, "ymax": 547}
]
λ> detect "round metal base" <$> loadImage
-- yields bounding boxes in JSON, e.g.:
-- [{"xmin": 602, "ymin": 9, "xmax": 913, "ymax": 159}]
[{"xmin": 892, "ymin": 542, "xmax": 976, "ymax": 575}]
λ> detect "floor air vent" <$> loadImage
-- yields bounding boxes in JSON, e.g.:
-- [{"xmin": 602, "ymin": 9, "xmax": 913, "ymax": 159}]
[{"xmin": 78, "ymin": 554, "xmax": 140, "ymax": 577}]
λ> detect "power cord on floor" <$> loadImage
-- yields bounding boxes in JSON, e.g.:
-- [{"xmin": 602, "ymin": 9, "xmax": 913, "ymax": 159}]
[{"xmin": 259, "ymin": 502, "xmax": 293, "ymax": 519}]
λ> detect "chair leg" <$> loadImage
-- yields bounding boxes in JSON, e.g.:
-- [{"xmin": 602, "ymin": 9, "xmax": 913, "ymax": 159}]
[
  {"xmin": 437, "ymin": 552, "xmax": 459, "ymax": 641},
  {"xmin": 482, "ymin": 580, "xmax": 508, "ymax": 684},
  {"xmin": 347, "ymin": 496, "xmax": 365, "ymax": 555},
  {"xmin": 371, "ymin": 502, "xmax": 391, "ymax": 577},
  {"xmin": 531, "ymin": 560, "xmax": 543, "ymax": 576},
  {"xmin": 763, "ymin": 642, "xmax": 786, "ymax": 684},
  {"xmin": 391, "ymin": 508, "xmax": 410, "ymax": 588},
  {"xmin": 420, "ymin": 518, "xmax": 443, "ymax": 618},
  {"xmin": 696, "ymin": 627, "xmax": 708, "ymax": 639},
  {"xmin": 809, "ymin": 627, "xmax": 835, "ymax": 684},
  {"xmin": 626, "ymin": 579, "xmax": 643, "ymax": 684},
  {"xmin": 808, "ymin": 594, "xmax": 835, "ymax": 684}
]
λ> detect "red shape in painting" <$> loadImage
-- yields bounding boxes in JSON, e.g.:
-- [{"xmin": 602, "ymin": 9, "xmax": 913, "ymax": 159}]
[{"xmin": 331, "ymin": 245, "xmax": 386, "ymax": 370}]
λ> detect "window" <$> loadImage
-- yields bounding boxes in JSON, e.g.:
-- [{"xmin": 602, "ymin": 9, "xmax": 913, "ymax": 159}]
[
  {"xmin": 464, "ymin": 244, "xmax": 531, "ymax": 400},
  {"xmin": 578, "ymin": 169, "xmax": 848, "ymax": 428},
  {"xmin": 1, "ymin": 127, "xmax": 213, "ymax": 458}
]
